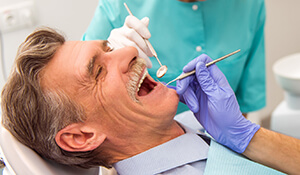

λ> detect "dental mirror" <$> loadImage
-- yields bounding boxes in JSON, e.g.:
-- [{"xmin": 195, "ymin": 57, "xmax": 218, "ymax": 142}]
[
  {"xmin": 156, "ymin": 65, "xmax": 168, "ymax": 78},
  {"xmin": 124, "ymin": 3, "xmax": 168, "ymax": 78}
]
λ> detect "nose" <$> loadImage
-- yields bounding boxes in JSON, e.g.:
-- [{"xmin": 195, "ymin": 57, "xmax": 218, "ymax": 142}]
[{"xmin": 107, "ymin": 46, "xmax": 139, "ymax": 73}]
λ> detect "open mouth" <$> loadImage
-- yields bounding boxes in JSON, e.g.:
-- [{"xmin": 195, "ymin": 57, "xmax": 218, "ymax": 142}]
[
  {"xmin": 137, "ymin": 70, "xmax": 157, "ymax": 96},
  {"xmin": 127, "ymin": 57, "xmax": 158, "ymax": 102}
]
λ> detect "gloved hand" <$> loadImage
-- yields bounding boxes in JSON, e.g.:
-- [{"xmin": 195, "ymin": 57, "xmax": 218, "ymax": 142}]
[
  {"xmin": 176, "ymin": 54, "xmax": 260, "ymax": 153},
  {"xmin": 108, "ymin": 15, "xmax": 153, "ymax": 68}
]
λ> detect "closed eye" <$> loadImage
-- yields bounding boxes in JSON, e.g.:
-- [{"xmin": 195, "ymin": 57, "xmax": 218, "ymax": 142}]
[{"xmin": 95, "ymin": 66, "xmax": 103, "ymax": 80}]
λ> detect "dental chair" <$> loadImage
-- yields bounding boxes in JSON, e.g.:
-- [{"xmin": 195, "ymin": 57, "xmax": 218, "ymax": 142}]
[{"xmin": 0, "ymin": 124, "xmax": 100, "ymax": 175}]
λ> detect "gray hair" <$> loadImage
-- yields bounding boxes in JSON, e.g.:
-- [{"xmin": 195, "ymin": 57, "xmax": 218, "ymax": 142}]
[{"xmin": 1, "ymin": 27, "xmax": 112, "ymax": 168}]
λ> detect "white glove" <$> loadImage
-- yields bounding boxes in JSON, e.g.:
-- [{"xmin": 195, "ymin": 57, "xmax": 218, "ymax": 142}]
[{"xmin": 108, "ymin": 15, "xmax": 153, "ymax": 68}]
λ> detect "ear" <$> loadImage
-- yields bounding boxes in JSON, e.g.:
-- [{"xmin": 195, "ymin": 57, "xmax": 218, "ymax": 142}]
[{"xmin": 55, "ymin": 123, "xmax": 106, "ymax": 152}]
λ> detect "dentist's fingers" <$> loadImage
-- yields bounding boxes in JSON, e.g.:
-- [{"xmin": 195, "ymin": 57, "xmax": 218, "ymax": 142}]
[
  {"xmin": 207, "ymin": 63, "xmax": 231, "ymax": 88},
  {"xmin": 107, "ymin": 31, "xmax": 125, "ymax": 49},
  {"xmin": 175, "ymin": 74, "xmax": 199, "ymax": 112},
  {"xmin": 176, "ymin": 73, "xmax": 194, "ymax": 95},
  {"xmin": 177, "ymin": 54, "xmax": 209, "ymax": 95},
  {"xmin": 183, "ymin": 53, "xmax": 230, "ymax": 90},
  {"xmin": 122, "ymin": 26, "xmax": 153, "ymax": 57},
  {"xmin": 195, "ymin": 62, "xmax": 219, "ymax": 94},
  {"xmin": 166, "ymin": 84, "xmax": 176, "ymax": 90},
  {"xmin": 169, "ymin": 79, "xmax": 199, "ymax": 113},
  {"xmin": 140, "ymin": 17, "xmax": 150, "ymax": 27},
  {"xmin": 117, "ymin": 36, "xmax": 152, "ymax": 68},
  {"xmin": 125, "ymin": 16, "xmax": 151, "ymax": 39},
  {"xmin": 182, "ymin": 87, "xmax": 200, "ymax": 113},
  {"xmin": 183, "ymin": 54, "xmax": 213, "ymax": 73}
]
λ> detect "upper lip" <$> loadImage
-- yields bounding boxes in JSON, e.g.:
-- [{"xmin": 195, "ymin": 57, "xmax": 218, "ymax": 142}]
[
  {"xmin": 136, "ymin": 69, "xmax": 148, "ymax": 94},
  {"xmin": 127, "ymin": 57, "xmax": 160, "ymax": 102},
  {"xmin": 127, "ymin": 57, "xmax": 147, "ymax": 102}
]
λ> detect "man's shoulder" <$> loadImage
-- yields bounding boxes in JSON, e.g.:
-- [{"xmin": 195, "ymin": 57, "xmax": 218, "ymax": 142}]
[{"xmin": 174, "ymin": 111, "xmax": 204, "ymax": 133}]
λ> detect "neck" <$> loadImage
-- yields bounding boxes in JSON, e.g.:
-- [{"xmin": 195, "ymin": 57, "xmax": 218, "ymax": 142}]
[{"xmin": 103, "ymin": 120, "xmax": 185, "ymax": 164}]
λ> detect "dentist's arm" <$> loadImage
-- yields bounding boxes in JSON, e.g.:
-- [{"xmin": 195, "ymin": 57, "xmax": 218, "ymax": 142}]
[
  {"xmin": 244, "ymin": 127, "xmax": 300, "ymax": 174},
  {"xmin": 176, "ymin": 54, "xmax": 300, "ymax": 174}
]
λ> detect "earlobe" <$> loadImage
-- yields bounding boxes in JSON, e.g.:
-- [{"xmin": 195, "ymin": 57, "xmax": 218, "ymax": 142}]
[{"xmin": 55, "ymin": 123, "xmax": 106, "ymax": 152}]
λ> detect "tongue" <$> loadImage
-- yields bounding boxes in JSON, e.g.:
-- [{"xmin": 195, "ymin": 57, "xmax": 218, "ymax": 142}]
[
  {"xmin": 138, "ymin": 78, "xmax": 154, "ymax": 96},
  {"xmin": 138, "ymin": 85, "xmax": 149, "ymax": 96}
]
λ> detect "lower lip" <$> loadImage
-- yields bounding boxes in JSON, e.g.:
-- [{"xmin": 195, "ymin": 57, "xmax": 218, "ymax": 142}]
[{"xmin": 137, "ymin": 82, "xmax": 165, "ymax": 101}]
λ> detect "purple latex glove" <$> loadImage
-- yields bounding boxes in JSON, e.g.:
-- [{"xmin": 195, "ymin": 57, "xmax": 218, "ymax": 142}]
[{"xmin": 176, "ymin": 54, "xmax": 260, "ymax": 153}]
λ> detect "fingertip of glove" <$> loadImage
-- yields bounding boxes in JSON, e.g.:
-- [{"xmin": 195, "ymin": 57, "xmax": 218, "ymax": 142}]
[
  {"xmin": 195, "ymin": 62, "xmax": 210, "ymax": 77},
  {"xmin": 139, "ymin": 17, "xmax": 151, "ymax": 38},
  {"xmin": 166, "ymin": 84, "xmax": 176, "ymax": 90},
  {"xmin": 176, "ymin": 87, "xmax": 184, "ymax": 95},
  {"xmin": 184, "ymin": 96, "xmax": 199, "ymax": 113},
  {"xmin": 197, "ymin": 61, "xmax": 206, "ymax": 68},
  {"xmin": 143, "ymin": 32, "xmax": 151, "ymax": 39},
  {"xmin": 183, "ymin": 65, "xmax": 192, "ymax": 73},
  {"xmin": 141, "ymin": 17, "xmax": 150, "ymax": 25},
  {"xmin": 125, "ymin": 15, "xmax": 134, "ymax": 23},
  {"xmin": 191, "ymin": 106, "xmax": 199, "ymax": 113},
  {"xmin": 176, "ymin": 88, "xmax": 182, "ymax": 94},
  {"xmin": 188, "ymin": 97, "xmax": 199, "ymax": 113}
]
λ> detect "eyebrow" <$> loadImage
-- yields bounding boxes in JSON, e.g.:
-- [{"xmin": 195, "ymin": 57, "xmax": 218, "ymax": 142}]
[
  {"xmin": 87, "ymin": 56, "xmax": 96, "ymax": 76},
  {"xmin": 86, "ymin": 40, "xmax": 108, "ymax": 76}
]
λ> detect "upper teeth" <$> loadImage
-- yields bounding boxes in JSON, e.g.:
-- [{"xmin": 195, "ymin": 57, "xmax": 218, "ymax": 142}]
[{"xmin": 137, "ymin": 69, "xmax": 148, "ymax": 93}]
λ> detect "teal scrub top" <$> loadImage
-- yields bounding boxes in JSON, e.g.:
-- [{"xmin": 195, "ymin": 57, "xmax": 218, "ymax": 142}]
[{"xmin": 82, "ymin": 0, "xmax": 266, "ymax": 114}]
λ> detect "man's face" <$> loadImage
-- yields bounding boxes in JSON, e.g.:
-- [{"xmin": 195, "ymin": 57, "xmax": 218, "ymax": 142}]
[{"xmin": 42, "ymin": 40, "xmax": 179, "ymax": 134}]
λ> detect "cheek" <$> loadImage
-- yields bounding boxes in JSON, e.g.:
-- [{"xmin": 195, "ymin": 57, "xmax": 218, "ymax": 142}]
[
  {"xmin": 148, "ymin": 89, "xmax": 179, "ymax": 116},
  {"xmin": 98, "ymin": 80, "xmax": 129, "ymax": 108},
  {"xmin": 103, "ymin": 72, "xmax": 132, "ymax": 102},
  {"xmin": 166, "ymin": 90, "xmax": 180, "ymax": 113},
  {"xmin": 165, "ymin": 91, "xmax": 180, "ymax": 113}
]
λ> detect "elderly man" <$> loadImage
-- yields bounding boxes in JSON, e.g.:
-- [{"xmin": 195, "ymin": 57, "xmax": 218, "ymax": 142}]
[{"xmin": 0, "ymin": 27, "xmax": 295, "ymax": 174}]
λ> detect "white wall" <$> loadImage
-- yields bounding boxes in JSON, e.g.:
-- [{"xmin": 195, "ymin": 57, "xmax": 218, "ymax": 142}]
[
  {"xmin": 0, "ymin": 0, "xmax": 300, "ymax": 125},
  {"xmin": 0, "ymin": 0, "xmax": 99, "ymax": 90},
  {"xmin": 248, "ymin": 0, "xmax": 300, "ymax": 125}
]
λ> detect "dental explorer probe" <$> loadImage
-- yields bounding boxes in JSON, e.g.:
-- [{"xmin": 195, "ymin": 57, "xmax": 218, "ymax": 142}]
[
  {"xmin": 165, "ymin": 49, "xmax": 241, "ymax": 85},
  {"xmin": 124, "ymin": 3, "xmax": 168, "ymax": 78}
]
